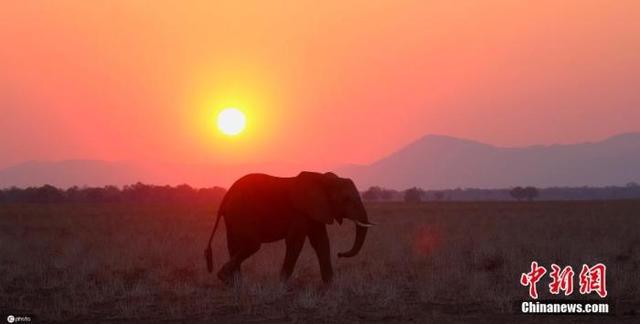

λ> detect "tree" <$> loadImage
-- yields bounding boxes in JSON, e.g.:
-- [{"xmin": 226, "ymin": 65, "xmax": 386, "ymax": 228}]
[
  {"xmin": 362, "ymin": 186, "xmax": 382, "ymax": 201},
  {"xmin": 380, "ymin": 189, "xmax": 393, "ymax": 201},
  {"xmin": 626, "ymin": 182, "xmax": 640, "ymax": 188},
  {"xmin": 523, "ymin": 186, "xmax": 539, "ymax": 201},
  {"xmin": 404, "ymin": 187, "xmax": 424, "ymax": 203},
  {"xmin": 33, "ymin": 184, "xmax": 65, "ymax": 203},
  {"xmin": 511, "ymin": 186, "xmax": 539, "ymax": 201},
  {"xmin": 510, "ymin": 186, "xmax": 525, "ymax": 201}
]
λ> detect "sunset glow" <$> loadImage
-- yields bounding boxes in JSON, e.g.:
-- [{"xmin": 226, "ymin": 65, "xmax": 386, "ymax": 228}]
[{"xmin": 1, "ymin": 1, "xmax": 639, "ymax": 174}]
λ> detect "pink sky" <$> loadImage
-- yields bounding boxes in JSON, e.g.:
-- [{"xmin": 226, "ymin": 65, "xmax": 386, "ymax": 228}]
[{"xmin": 1, "ymin": 1, "xmax": 639, "ymax": 169}]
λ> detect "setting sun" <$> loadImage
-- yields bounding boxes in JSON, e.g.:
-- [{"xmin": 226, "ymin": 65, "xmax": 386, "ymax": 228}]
[{"xmin": 217, "ymin": 108, "xmax": 246, "ymax": 136}]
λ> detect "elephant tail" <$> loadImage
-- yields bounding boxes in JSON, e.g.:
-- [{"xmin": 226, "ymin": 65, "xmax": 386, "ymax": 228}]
[{"xmin": 205, "ymin": 201, "xmax": 225, "ymax": 273}]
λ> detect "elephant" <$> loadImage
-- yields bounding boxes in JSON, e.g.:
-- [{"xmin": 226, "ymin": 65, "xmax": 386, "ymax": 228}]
[{"xmin": 204, "ymin": 171, "xmax": 373, "ymax": 284}]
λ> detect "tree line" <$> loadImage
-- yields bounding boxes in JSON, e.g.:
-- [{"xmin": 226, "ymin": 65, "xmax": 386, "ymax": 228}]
[
  {"xmin": 2, "ymin": 182, "xmax": 640, "ymax": 204},
  {"xmin": 0, "ymin": 183, "xmax": 226, "ymax": 204},
  {"xmin": 362, "ymin": 182, "xmax": 640, "ymax": 202}
]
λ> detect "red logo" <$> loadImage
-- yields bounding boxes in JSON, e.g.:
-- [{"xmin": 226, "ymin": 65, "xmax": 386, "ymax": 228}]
[
  {"xmin": 579, "ymin": 263, "xmax": 607, "ymax": 298},
  {"xmin": 549, "ymin": 264, "xmax": 574, "ymax": 296},
  {"xmin": 520, "ymin": 261, "xmax": 547, "ymax": 299},
  {"xmin": 520, "ymin": 261, "xmax": 607, "ymax": 299}
]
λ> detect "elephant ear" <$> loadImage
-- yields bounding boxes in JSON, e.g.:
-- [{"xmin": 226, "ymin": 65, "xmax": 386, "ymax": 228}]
[{"xmin": 291, "ymin": 172, "xmax": 334, "ymax": 224}]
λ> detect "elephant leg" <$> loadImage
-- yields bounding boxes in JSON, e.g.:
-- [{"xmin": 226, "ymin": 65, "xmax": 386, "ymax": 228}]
[
  {"xmin": 233, "ymin": 242, "xmax": 260, "ymax": 276},
  {"xmin": 218, "ymin": 259, "xmax": 235, "ymax": 285},
  {"xmin": 309, "ymin": 225, "xmax": 333, "ymax": 283},
  {"xmin": 227, "ymin": 233, "xmax": 239, "ymax": 257},
  {"xmin": 280, "ymin": 234, "xmax": 305, "ymax": 282},
  {"xmin": 218, "ymin": 234, "xmax": 240, "ymax": 283},
  {"xmin": 226, "ymin": 232, "xmax": 242, "ymax": 274},
  {"xmin": 218, "ymin": 240, "xmax": 260, "ymax": 285}
]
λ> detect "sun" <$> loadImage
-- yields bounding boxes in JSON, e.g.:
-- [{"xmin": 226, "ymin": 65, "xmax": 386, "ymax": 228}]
[{"xmin": 217, "ymin": 108, "xmax": 246, "ymax": 136}]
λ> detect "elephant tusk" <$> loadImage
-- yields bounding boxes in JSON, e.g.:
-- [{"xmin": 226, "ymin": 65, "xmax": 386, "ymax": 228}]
[{"xmin": 354, "ymin": 220, "xmax": 374, "ymax": 227}]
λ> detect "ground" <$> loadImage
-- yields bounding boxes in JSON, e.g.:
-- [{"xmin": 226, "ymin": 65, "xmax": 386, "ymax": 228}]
[{"xmin": 1, "ymin": 200, "xmax": 639, "ymax": 323}]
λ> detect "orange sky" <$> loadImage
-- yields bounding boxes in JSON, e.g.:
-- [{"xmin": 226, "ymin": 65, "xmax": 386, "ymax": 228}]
[{"xmin": 1, "ymin": 1, "xmax": 639, "ymax": 169}]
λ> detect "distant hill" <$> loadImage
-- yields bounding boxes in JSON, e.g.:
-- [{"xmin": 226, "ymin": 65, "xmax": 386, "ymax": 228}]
[
  {"xmin": 0, "ymin": 159, "xmax": 304, "ymax": 189},
  {"xmin": 338, "ymin": 133, "xmax": 640, "ymax": 189},
  {"xmin": 2, "ymin": 133, "xmax": 640, "ymax": 190}
]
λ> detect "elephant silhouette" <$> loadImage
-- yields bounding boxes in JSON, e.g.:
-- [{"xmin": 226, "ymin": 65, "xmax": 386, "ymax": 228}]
[{"xmin": 205, "ymin": 171, "xmax": 373, "ymax": 284}]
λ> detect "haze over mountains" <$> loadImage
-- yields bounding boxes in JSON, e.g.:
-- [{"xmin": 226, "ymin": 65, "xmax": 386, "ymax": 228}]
[
  {"xmin": 1, "ymin": 133, "xmax": 639, "ymax": 189},
  {"xmin": 0, "ymin": 160, "xmax": 300, "ymax": 189},
  {"xmin": 339, "ymin": 133, "xmax": 640, "ymax": 189}
]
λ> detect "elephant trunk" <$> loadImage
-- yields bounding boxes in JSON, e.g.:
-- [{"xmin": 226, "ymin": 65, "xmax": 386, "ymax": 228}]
[{"xmin": 337, "ymin": 223, "xmax": 368, "ymax": 258}]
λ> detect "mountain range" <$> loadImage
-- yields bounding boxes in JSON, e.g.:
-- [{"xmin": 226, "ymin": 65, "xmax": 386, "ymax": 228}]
[
  {"xmin": 1, "ymin": 133, "xmax": 639, "ymax": 189},
  {"xmin": 338, "ymin": 133, "xmax": 640, "ymax": 189}
]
